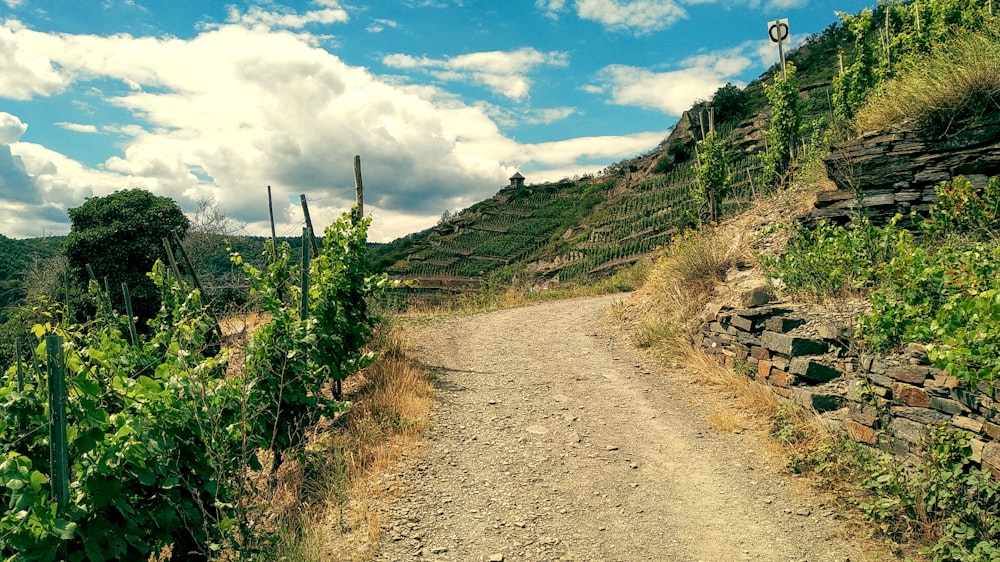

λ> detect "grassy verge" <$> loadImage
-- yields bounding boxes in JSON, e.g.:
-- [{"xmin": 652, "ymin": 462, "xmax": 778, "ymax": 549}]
[{"xmin": 267, "ymin": 322, "xmax": 434, "ymax": 561}]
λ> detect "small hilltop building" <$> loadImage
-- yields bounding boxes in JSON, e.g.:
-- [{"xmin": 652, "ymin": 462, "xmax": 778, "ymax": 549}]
[{"xmin": 508, "ymin": 171, "xmax": 525, "ymax": 190}]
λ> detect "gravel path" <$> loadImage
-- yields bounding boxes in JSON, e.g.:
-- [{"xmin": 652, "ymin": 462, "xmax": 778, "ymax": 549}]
[{"xmin": 376, "ymin": 295, "xmax": 893, "ymax": 562}]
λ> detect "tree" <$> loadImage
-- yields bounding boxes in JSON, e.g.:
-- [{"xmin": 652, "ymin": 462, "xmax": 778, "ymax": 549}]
[
  {"xmin": 711, "ymin": 83, "xmax": 751, "ymax": 126},
  {"xmin": 65, "ymin": 189, "xmax": 190, "ymax": 326}
]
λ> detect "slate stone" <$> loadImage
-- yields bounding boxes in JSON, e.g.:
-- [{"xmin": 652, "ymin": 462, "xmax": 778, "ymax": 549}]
[
  {"xmin": 788, "ymin": 357, "xmax": 841, "ymax": 382},
  {"xmin": 886, "ymin": 365, "xmax": 931, "ymax": 385},
  {"xmin": 890, "ymin": 406, "xmax": 951, "ymax": 424},
  {"xmin": 791, "ymin": 388, "xmax": 846, "ymax": 412},
  {"xmin": 730, "ymin": 315, "xmax": 754, "ymax": 332},
  {"xmin": 760, "ymin": 331, "xmax": 827, "ymax": 356},
  {"xmin": 764, "ymin": 315, "xmax": 806, "ymax": 333}
]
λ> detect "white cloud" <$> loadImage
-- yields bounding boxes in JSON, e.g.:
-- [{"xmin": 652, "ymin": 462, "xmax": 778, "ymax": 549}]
[
  {"xmin": 224, "ymin": 2, "xmax": 349, "ymax": 30},
  {"xmin": 0, "ymin": 20, "xmax": 660, "ymax": 242},
  {"xmin": 0, "ymin": 20, "xmax": 70, "ymax": 100},
  {"xmin": 0, "ymin": 112, "xmax": 27, "ymax": 143},
  {"xmin": 3, "ymin": 0, "xmax": 23, "ymax": 7},
  {"xmin": 539, "ymin": 0, "xmax": 807, "ymax": 34},
  {"xmin": 574, "ymin": 0, "xmax": 688, "ymax": 34},
  {"xmin": 590, "ymin": 43, "xmax": 760, "ymax": 114},
  {"xmin": 56, "ymin": 122, "xmax": 100, "ymax": 134},
  {"xmin": 536, "ymin": 0, "xmax": 568, "ymax": 18},
  {"xmin": 383, "ymin": 48, "xmax": 569, "ymax": 101},
  {"xmin": 367, "ymin": 18, "xmax": 398, "ymax": 33}
]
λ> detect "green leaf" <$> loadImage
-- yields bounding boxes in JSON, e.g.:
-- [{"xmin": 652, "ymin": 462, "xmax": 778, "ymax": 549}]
[
  {"xmin": 29, "ymin": 471, "xmax": 47, "ymax": 493},
  {"xmin": 50, "ymin": 518, "xmax": 77, "ymax": 540}
]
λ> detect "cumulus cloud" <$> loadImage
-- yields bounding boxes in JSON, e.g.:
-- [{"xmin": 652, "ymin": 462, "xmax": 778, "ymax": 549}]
[
  {"xmin": 575, "ymin": 0, "xmax": 687, "ymax": 34},
  {"xmin": 0, "ymin": 112, "xmax": 27, "ymax": 143},
  {"xmin": 0, "ymin": 19, "xmax": 659, "ymax": 241},
  {"xmin": 383, "ymin": 48, "xmax": 569, "ymax": 101},
  {"xmin": 589, "ymin": 44, "xmax": 758, "ymax": 114},
  {"xmin": 0, "ymin": 21, "xmax": 70, "ymax": 99},
  {"xmin": 539, "ymin": 0, "xmax": 809, "ymax": 34},
  {"xmin": 224, "ymin": 1, "xmax": 349, "ymax": 29}
]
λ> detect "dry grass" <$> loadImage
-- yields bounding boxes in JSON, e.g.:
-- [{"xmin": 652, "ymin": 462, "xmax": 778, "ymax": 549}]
[
  {"xmin": 853, "ymin": 30, "xmax": 1000, "ymax": 135},
  {"xmin": 260, "ymin": 324, "xmax": 434, "ymax": 561},
  {"xmin": 678, "ymin": 343, "xmax": 779, "ymax": 430}
]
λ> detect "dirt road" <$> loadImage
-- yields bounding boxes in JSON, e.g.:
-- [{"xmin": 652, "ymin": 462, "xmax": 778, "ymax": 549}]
[{"xmin": 376, "ymin": 295, "xmax": 891, "ymax": 562}]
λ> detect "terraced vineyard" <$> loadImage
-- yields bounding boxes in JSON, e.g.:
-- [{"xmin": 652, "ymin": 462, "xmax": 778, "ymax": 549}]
[
  {"xmin": 371, "ymin": 148, "xmax": 770, "ymax": 299},
  {"xmin": 369, "ymin": 20, "xmax": 845, "ymax": 299}
]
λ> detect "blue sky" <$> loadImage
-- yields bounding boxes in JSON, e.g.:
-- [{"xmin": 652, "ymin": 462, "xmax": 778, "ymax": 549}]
[{"xmin": 0, "ymin": 0, "xmax": 873, "ymax": 242}]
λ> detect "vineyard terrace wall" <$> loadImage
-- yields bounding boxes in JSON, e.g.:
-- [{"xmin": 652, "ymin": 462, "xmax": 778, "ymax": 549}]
[
  {"xmin": 699, "ymin": 301, "xmax": 1000, "ymax": 476},
  {"xmin": 816, "ymin": 112, "xmax": 1000, "ymax": 224}
]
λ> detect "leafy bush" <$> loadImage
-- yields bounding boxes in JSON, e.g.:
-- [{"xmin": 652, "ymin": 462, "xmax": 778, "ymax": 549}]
[
  {"xmin": 65, "ymin": 189, "xmax": 190, "ymax": 327},
  {"xmin": 239, "ymin": 214, "xmax": 388, "ymax": 469},
  {"xmin": 0, "ymin": 271, "xmax": 244, "ymax": 560},
  {"xmin": 763, "ymin": 62, "xmax": 801, "ymax": 189},
  {"xmin": 861, "ymin": 425, "xmax": 1000, "ymax": 562},
  {"xmin": 762, "ymin": 216, "xmax": 897, "ymax": 301},
  {"xmin": 710, "ymin": 82, "xmax": 751, "ymax": 126},
  {"xmin": 695, "ymin": 131, "xmax": 731, "ymax": 224},
  {"xmin": 858, "ymin": 177, "xmax": 1000, "ymax": 383}
]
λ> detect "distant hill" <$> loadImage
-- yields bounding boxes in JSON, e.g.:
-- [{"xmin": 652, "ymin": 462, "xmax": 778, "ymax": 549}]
[{"xmin": 370, "ymin": 20, "xmax": 851, "ymax": 297}]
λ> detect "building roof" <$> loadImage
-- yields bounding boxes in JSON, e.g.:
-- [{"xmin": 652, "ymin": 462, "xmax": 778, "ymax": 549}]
[{"xmin": 510, "ymin": 171, "xmax": 525, "ymax": 180}]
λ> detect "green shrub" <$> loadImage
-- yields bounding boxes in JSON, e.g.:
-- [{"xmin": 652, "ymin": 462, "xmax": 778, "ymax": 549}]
[
  {"xmin": 858, "ymin": 178, "xmax": 1000, "ymax": 383},
  {"xmin": 861, "ymin": 425, "xmax": 1000, "ymax": 561},
  {"xmin": 762, "ymin": 216, "xmax": 897, "ymax": 301}
]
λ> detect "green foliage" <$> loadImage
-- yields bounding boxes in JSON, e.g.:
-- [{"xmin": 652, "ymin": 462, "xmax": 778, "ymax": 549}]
[
  {"xmin": 860, "ymin": 425, "xmax": 1000, "ymax": 561},
  {"xmin": 240, "ymin": 213, "xmax": 387, "ymax": 463},
  {"xmin": 833, "ymin": 0, "xmax": 996, "ymax": 126},
  {"xmin": 710, "ymin": 82, "xmax": 751, "ymax": 126},
  {"xmin": 922, "ymin": 176, "xmax": 1000, "ymax": 239},
  {"xmin": 858, "ymin": 177, "xmax": 1000, "ymax": 383},
  {"xmin": 763, "ymin": 62, "xmax": 801, "ymax": 189},
  {"xmin": 65, "ymin": 189, "xmax": 190, "ymax": 326},
  {"xmin": 762, "ymin": 216, "xmax": 897, "ymax": 301},
  {"xmin": 0, "ymin": 270, "xmax": 244, "ymax": 560},
  {"xmin": 0, "ymin": 209, "xmax": 388, "ymax": 559},
  {"xmin": 695, "ymin": 131, "xmax": 731, "ymax": 224}
]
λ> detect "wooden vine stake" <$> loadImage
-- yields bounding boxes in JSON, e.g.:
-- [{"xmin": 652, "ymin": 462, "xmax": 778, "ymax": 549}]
[
  {"xmin": 299, "ymin": 194, "xmax": 321, "ymax": 258},
  {"xmin": 300, "ymin": 227, "xmax": 310, "ymax": 321},
  {"xmin": 353, "ymin": 154, "xmax": 365, "ymax": 225},
  {"xmin": 122, "ymin": 283, "xmax": 139, "ymax": 348},
  {"xmin": 45, "ymin": 335, "xmax": 70, "ymax": 518},
  {"xmin": 267, "ymin": 185, "xmax": 278, "ymax": 249},
  {"xmin": 14, "ymin": 337, "xmax": 23, "ymax": 392}
]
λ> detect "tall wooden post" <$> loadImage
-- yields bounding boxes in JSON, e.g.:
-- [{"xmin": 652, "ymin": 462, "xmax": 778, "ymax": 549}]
[
  {"xmin": 267, "ymin": 185, "xmax": 277, "ymax": 249},
  {"xmin": 162, "ymin": 238, "xmax": 184, "ymax": 283},
  {"xmin": 14, "ymin": 337, "xmax": 23, "ymax": 392},
  {"xmin": 300, "ymin": 228, "xmax": 310, "ymax": 321},
  {"xmin": 122, "ymin": 283, "xmax": 139, "ymax": 348},
  {"xmin": 299, "ymin": 194, "xmax": 321, "ymax": 257},
  {"xmin": 353, "ymin": 155, "xmax": 364, "ymax": 224}
]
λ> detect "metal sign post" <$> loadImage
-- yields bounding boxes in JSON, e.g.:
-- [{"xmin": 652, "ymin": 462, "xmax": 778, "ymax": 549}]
[{"xmin": 768, "ymin": 18, "xmax": 790, "ymax": 77}]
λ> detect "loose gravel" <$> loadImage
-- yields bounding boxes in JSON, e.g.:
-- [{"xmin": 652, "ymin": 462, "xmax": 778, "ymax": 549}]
[{"xmin": 375, "ymin": 295, "xmax": 896, "ymax": 562}]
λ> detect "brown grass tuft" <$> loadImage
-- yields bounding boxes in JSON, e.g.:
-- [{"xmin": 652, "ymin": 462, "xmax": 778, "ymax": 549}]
[
  {"xmin": 853, "ymin": 30, "xmax": 1000, "ymax": 135},
  {"xmin": 259, "ymin": 323, "xmax": 434, "ymax": 561}
]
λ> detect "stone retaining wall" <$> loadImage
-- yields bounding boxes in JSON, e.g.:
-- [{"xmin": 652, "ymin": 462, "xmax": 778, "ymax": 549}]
[
  {"xmin": 700, "ymin": 302, "xmax": 1000, "ymax": 475},
  {"xmin": 816, "ymin": 113, "xmax": 1000, "ymax": 224}
]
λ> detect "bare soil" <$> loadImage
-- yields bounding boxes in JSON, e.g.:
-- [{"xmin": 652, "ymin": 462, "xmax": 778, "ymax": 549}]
[{"xmin": 375, "ymin": 294, "xmax": 897, "ymax": 562}]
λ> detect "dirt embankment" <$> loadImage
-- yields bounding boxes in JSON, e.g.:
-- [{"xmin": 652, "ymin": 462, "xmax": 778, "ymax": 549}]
[{"xmin": 375, "ymin": 295, "xmax": 896, "ymax": 562}]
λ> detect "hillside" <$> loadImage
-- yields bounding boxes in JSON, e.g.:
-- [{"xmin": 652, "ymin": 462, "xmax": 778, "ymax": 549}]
[{"xmin": 369, "ymin": 21, "xmax": 851, "ymax": 298}]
